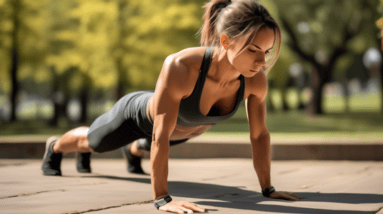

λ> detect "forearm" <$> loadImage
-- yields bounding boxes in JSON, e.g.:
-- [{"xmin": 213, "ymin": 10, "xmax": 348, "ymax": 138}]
[
  {"xmin": 150, "ymin": 135, "xmax": 170, "ymax": 200},
  {"xmin": 251, "ymin": 132, "xmax": 271, "ymax": 189}
]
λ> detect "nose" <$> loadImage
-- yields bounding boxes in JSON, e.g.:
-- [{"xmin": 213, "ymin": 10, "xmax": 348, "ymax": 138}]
[{"xmin": 254, "ymin": 52, "xmax": 266, "ymax": 67}]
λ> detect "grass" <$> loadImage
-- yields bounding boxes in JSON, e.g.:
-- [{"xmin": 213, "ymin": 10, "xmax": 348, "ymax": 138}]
[
  {"xmin": 208, "ymin": 91, "xmax": 383, "ymax": 135},
  {"xmin": 0, "ymin": 90, "xmax": 382, "ymax": 137}
]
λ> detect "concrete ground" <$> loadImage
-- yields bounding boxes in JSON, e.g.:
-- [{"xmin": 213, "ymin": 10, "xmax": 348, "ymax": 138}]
[{"xmin": 1, "ymin": 159, "xmax": 383, "ymax": 214}]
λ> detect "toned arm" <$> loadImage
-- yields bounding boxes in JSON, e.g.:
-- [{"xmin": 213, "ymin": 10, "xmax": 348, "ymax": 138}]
[
  {"xmin": 245, "ymin": 72, "xmax": 271, "ymax": 190},
  {"xmin": 150, "ymin": 54, "xmax": 192, "ymax": 199}
]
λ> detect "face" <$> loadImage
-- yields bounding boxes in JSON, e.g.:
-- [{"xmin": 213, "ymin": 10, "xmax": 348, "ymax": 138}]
[{"xmin": 223, "ymin": 26, "xmax": 275, "ymax": 77}]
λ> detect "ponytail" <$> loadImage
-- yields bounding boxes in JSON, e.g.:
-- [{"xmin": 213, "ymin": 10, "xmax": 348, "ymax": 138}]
[{"xmin": 200, "ymin": 0, "xmax": 231, "ymax": 47}]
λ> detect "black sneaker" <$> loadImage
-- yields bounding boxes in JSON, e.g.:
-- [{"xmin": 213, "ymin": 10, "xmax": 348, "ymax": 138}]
[
  {"xmin": 42, "ymin": 136, "xmax": 62, "ymax": 176},
  {"xmin": 122, "ymin": 143, "xmax": 145, "ymax": 174},
  {"xmin": 76, "ymin": 152, "xmax": 91, "ymax": 173}
]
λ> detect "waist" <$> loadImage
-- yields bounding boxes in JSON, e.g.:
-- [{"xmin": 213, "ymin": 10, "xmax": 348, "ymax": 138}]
[{"xmin": 146, "ymin": 97, "xmax": 153, "ymax": 125}]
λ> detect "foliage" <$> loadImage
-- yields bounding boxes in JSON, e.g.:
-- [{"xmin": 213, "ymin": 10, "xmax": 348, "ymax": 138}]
[
  {"xmin": 123, "ymin": 0, "xmax": 203, "ymax": 89},
  {"xmin": 0, "ymin": 0, "xmax": 381, "ymax": 116},
  {"xmin": 0, "ymin": 0, "xmax": 49, "ymax": 94},
  {"xmin": 276, "ymin": 0, "xmax": 379, "ymax": 80}
]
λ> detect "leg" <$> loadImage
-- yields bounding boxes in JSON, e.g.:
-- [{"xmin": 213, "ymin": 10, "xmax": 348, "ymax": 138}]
[
  {"xmin": 122, "ymin": 138, "xmax": 150, "ymax": 174},
  {"xmin": 53, "ymin": 126, "xmax": 93, "ymax": 173},
  {"xmin": 122, "ymin": 138, "xmax": 189, "ymax": 174},
  {"xmin": 53, "ymin": 126, "xmax": 93, "ymax": 153},
  {"xmin": 42, "ymin": 92, "xmax": 152, "ymax": 176},
  {"xmin": 76, "ymin": 152, "xmax": 92, "ymax": 173},
  {"xmin": 42, "ymin": 127, "xmax": 93, "ymax": 176}
]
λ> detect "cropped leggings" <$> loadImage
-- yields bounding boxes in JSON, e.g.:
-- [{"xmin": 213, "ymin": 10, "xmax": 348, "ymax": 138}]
[{"xmin": 87, "ymin": 91, "xmax": 188, "ymax": 153}]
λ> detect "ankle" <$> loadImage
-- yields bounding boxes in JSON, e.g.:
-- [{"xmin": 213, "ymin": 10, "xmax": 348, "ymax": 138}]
[{"xmin": 52, "ymin": 141, "xmax": 60, "ymax": 154}]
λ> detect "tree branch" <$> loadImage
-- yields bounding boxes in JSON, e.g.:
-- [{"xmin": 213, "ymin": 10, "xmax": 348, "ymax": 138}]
[
  {"xmin": 280, "ymin": 16, "xmax": 320, "ymax": 69},
  {"xmin": 327, "ymin": 11, "xmax": 363, "ymax": 80}
]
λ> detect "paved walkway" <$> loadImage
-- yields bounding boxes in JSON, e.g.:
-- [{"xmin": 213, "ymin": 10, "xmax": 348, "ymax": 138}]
[{"xmin": 1, "ymin": 159, "xmax": 383, "ymax": 214}]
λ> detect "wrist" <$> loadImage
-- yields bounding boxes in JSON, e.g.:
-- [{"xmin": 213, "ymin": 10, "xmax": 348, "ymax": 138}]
[
  {"xmin": 154, "ymin": 195, "xmax": 172, "ymax": 209},
  {"xmin": 262, "ymin": 186, "xmax": 275, "ymax": 197}
]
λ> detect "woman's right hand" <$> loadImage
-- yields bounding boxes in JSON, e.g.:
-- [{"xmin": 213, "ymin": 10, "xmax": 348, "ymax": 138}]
[{"xmin": 159, "ymin": 201, "xmax": 206, "ymax": 213}]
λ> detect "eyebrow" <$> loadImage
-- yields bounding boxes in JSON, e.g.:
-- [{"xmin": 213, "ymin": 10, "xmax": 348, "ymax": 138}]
[{"xmin": 251, "ymin": 44, "xmax": 273, "ymax": 51}]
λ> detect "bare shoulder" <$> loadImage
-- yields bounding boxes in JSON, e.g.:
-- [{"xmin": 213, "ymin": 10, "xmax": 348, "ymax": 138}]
[
  {"xmin": 157, "ymin": 47, "xmax": 206, "ymax": 98},
  {"xmin": 166, "ymin": 47, "xmax": 206, "ymax": 76},
  {"xmin": 245, "ymin": 71, "xmax": 268, "ymax": 101}
]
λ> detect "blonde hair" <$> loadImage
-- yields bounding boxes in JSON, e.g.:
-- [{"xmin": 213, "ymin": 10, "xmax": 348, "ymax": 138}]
[{"xmin": 200, "ymin": 0, "xmax": 281, "ymax": 73}]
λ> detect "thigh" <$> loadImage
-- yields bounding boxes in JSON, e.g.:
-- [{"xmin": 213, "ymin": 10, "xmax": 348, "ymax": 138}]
[{"xmin": 87, "ymin": 94, "xmax": 149, "ymax": 153}]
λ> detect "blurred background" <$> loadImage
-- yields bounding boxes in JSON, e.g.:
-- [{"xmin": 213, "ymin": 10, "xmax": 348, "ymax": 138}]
[{"xmin": 0, "ymin": 0, "xmax": 382, "ymax": 137}]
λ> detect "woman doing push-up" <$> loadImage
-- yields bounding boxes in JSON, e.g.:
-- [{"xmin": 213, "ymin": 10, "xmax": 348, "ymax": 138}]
[{"xmin": 42, "ymin": 0, "xmax": 303, "ymax": 213}]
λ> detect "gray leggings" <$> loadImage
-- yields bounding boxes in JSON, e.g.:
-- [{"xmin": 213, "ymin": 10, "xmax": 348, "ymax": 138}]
[{"xmin": 87, "ymin": 91, "xmax": 188, "ymax": 153}]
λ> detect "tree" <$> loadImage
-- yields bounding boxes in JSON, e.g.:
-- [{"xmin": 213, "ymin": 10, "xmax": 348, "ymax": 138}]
[
  {"xmin": 0, "ymin": 1, "xmax": 12, "ymax": 118},
  {"xmin": 2, "ymin": 0, "xmax": 49, "ymax": 122},
  {"xmin": 9, "ymin": 0, "xmax": 21, "ymax": 122},
  {"xmin": 47, "ymin": 0, "xmax": 121, "ymax": 124},
  {"xmin": 276, "ymin": 0, "xmax": 378, "ymax": 114},
  {"xmin": 259, "ymin": 0, "xmax": 301, "ymax": 112},
  {"xmin": 376, "ymin": 0, "xmax": 383, "ymax": 114},
  {"xmin": 45, "ymin": 0, "xmax": 79, "ymax": 125},
  {"xmin": 122, "ymin": 0, "xmax": 204, "ymax": 90},
  {"xmin": 115, "ymin": 0, "xmax": 129, "ymax": 99}
]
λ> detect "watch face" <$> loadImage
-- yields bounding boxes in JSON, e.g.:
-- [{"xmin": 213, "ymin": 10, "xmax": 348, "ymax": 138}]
[{"xmin": 157, "ymin": 199, "xmax": 167, "ymax": 206}]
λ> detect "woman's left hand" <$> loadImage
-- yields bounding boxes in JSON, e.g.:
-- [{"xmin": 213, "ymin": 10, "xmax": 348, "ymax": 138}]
[{"xmin": 268, "ymin": 191, "xmax": 304, "ymax": 201}]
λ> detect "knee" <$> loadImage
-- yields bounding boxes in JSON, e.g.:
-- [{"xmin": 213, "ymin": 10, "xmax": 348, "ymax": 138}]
[
  {"xmin": 136, "ymin": 138, "xmax": 151, "ymax": 151},
  {"xmin": 78, "ymin": 135, "xmax": 93, "ymax": 152},
  {"xmin": 73, "ymin": 127, "xmax": 93, "ymax": 152}
]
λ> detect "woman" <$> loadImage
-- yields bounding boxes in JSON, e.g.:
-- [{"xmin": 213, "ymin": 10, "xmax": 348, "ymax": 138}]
[{"xmin": 42, "ymin": 0, "xmax": 303, "ymax": 212}]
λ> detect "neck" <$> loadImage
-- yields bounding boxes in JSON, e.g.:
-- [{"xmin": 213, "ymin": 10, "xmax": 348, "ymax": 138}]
[{"xmin": 209, "ymin": 48, "xmax": 241, "ymax": 85}]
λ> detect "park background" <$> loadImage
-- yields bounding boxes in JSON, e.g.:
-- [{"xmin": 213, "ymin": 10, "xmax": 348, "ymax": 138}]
[{"xmin": 0, "ymin": 0, "xmax": 382, "ymax": 140}]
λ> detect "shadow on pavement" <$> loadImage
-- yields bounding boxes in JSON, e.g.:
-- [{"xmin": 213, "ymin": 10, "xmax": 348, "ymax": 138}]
[{"xmin": 81, "ymin": 174, "xmax": 383, "ymax": 213}]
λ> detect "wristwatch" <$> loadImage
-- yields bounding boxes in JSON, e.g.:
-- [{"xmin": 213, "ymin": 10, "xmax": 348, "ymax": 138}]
[
  {"xmin": 154, "ymin": 195, "xmax": 172, "ymax": 209},
  {"xmin": 262, "ymin": 186, "xmax": 276, "ymax": 197}
]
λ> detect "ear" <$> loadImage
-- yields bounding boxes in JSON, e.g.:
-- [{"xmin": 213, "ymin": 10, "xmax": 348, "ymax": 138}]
[{"xmin": 220, "ymin": 33, "xmax": 230, "ymax": 49}]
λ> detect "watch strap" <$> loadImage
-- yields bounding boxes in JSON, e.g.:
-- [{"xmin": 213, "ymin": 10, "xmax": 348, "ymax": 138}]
[
  {"xmin": 154, "ymin": 195, "xmax": 172, "ymax": 209},
  {"xmin": 262, "ymin": 186, "xmax": 276, "ymax": 197}
]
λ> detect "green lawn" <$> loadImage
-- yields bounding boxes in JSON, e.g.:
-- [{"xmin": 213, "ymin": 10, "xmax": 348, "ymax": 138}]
[
  {"xmin": 1, "ymin": 91, "xmax": 382, "ymax": 137},
  {"xmin": 208, "ymin": 91, "xmax": 383, "ymax": 135}
]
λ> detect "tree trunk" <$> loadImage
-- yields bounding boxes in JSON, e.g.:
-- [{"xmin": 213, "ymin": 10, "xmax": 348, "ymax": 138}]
[
  {"xmin": 297, "ymin": 88, "xmax": 306, "ymax": 110},
  {"xmin": 281, "ymin": 88, "xmax": 289, "ymax": 111},
  {"xmin": 266, "ymin": 79, "xmax": 275, "ymax": 112},
  {"xmin": 380, "ymin": 64, "xmax": 383, "ymax": 114},
  {"xmin": 342, "ymin": 79, "xmax": 350, "ymax": 113},
  {"xmin": 79, "ymin": 90, "xmax": 88, "ymax": 124},
  {"xmin": 116, "ymin": 67, "xmax": 125, "ymax": 99},
  {"xmin": 266, "ymin": 94, "xmax": 275, "ymax": 112},
  {"xmin": 115, "ymin": 0, "xmax": 129, "ymax": 100},
  {"xmin": 50, "ymin": 72, "xmax": 60, "ymax": 126},
  {"xmin": 9, "ymin": 0, "xmax": 20, "ymax": 122},
  {"xmin": 307, "ymin": 68, "xmax": 325, "ymax": 115},
  {"xmin": 79, "ymin": 75, "xmax": 91, "ymax": 124},
  {"xmin": 10, "ymin": 47, "xmax": 19, "ymax": 122},
  {"xmin": 49, "ymin": 69, "xmax": 68, "ymax": 126}
]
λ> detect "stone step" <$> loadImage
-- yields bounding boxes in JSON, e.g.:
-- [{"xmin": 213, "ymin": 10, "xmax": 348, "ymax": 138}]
[{"xmin": 1, "ymin": 135, "xmax": 382, "ymax": 160}]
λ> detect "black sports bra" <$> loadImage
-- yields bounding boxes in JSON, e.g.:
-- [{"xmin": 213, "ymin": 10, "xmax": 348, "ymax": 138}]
[{"xmin": 176, "ymin": 47, "xmax": 245, "ymax": 127}]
